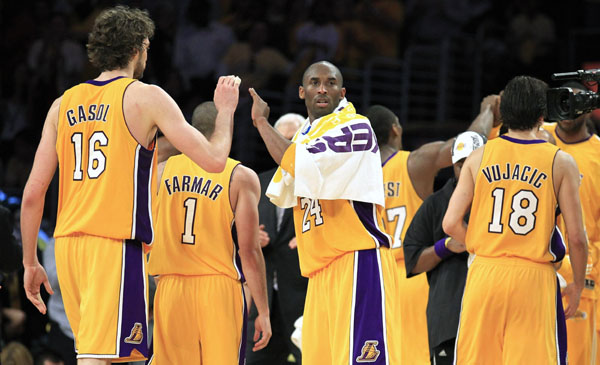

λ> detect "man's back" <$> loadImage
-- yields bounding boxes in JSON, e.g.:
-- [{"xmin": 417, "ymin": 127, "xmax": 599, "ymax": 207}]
[
  {"xmin": 55, "ymin": 77, "xmax": 156, "ymax": 243},
  {"xmin": 148, "ymin": 155, "xmax": 241, "ymax": 279},
  {"xmin": 466, "ymin": 136, "xmax": 562, "ymax": 261}
]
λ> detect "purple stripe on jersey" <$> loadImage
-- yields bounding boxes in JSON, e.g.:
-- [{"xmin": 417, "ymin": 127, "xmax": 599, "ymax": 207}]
[
  {"xmin": 549, "ymin": 227, "xmax": 566, "ymax": 263},
  {"xmin": 554, "ymin": 131, "xmax": 593, "ymax": 145},
  {"xmin": 119, "ymin": 240, "xmax": 149, "ymax": 358},
  {"xmin": 555, "ymin": 278, "xmax": 567, "ymax": 364},
  {"xmin": 352, "ymin": 249, "xmax": 387, "ymax": 364},
  {"xmin": 500, "ymin": 135, "xmax": 546, "ymax": 144},
  {"xmin": 381, "ymin": 151, "xmax": 398, "ymax": 167},
  {"xmin": 85, "ymin": 76, "xmax": 126, "ymax": 86},
  {"xmin": 135, "ymin": 146, "xmax": 154, "ymax": 244},
  {"xmin": 353, "ymin": 201, "xmax": 392, "ymax": 248},
  {"xmin": 239, "ymin": 285, "xmax": 248, "ymax": 365}
]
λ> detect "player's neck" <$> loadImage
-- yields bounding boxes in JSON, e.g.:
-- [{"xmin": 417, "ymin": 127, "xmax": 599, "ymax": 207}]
[
  {"xmin": 380, "ymin": 145, "xmax": 397, "ymax": 163},
  {"xmin": 96, "ymin": 67, "xmax": 134, "ymax": 81},
  {"xmin": 505, "ymin": 129, "xmax": 541, "ymax": 140},
  {"xmin": 555, "ymin": 125, "xmax": 590, "ymax": 143}
]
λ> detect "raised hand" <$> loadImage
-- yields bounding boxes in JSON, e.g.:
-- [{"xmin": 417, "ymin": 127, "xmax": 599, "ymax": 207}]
[
  {"xmin": 249, "ymin": 88, "xmax": 270, "ymax": 126},
  {"xmin": 214, "ymin": 75, "xmax": 240, "ymax": 113}
]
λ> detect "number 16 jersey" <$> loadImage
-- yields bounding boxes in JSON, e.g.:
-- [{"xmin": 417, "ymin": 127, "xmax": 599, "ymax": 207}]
[
  {"xmin": 466, "ymin": 135, "xmax": 562, "ymax": 263},
  {"xmin": 55, "ymin": 77, "xmax": 157, "ymax": 244}
]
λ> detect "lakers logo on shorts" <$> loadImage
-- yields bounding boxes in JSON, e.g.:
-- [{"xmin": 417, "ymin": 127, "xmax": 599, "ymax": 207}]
[
  {"xmin": 124, "ymin": 322, "xmax": 144, "ymax": 344},
  {"xmin": 356, "ymin": 340, "xmax": 381, "ymax": 362}
]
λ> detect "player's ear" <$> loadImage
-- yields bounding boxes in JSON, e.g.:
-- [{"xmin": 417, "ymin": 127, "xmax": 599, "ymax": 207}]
[
  {"xmin": 340, "ymin": 87, "xmax": 346, "ymax": 100},
  {"xmin": 299, "ymin": 86, "xmax": 305, "ymax": 100}
]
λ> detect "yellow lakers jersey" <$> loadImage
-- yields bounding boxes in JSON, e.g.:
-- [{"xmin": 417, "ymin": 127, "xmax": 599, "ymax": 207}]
[
  {"xmin": 55, "ymin": 77, "xmax": 157, "ymax": 244},
  {"xmin": 293, "ymin": 197, "xmax": 391, "ymax": 277},
  {"xmin": 380, "ymin": 151, "xmax": 423, "ymax": 261},
  {"xmin": 466, "ymin": 135, "xmax": 560, "ymax": 262},
  {"xmin": 148, "ymin": 156, "xmax": 243, "ymax": 280},
  {"xmin": 544, "ymin": 123, "xmax": 600, "ymax": 247}
]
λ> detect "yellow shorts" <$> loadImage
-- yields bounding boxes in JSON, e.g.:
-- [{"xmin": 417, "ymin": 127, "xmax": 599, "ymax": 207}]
[
  {"xmin": 456, "ymin": 256, "xmax": 565, "ymax": 365},
  {"xmin": 55, "ymin": 235, "xmax": 149, "ymax": 362},
  {"xmin": 149, "ymin": 274, "xmax": 246, "ymax": 364},
  {"xmin": 564, "ymin": 294, "xmax": 596, "ymax": 365},
  {"xmin": 397, "ymin": 259, "xmax": 430, "ymax": 364},
  {"xmin": 302, "ymin": 247, "xmax": 401, "ymax": 365}
]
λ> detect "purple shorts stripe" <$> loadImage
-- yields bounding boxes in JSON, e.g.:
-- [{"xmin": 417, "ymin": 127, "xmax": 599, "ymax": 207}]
[
  {"xmin": 118, "ymin": 240, "xmax": 149, "ymax": 358},
  {"xmin": 134, "ymin": 145, "xmax": 155, "ymax": 244},
  {"xmin": 353, "ymin": 201, "xmax": 392, "ymax": 248},
  {"xmin": 555, "ymin": 278, "xmax": 567, "ymax": 364},
  {"xmin": 352, "ymin": 249, "xmax": 387, "ymax": 364},
  {"xmin": 239, "ymin": 285, "xmax": 248, "ymax": 365}
]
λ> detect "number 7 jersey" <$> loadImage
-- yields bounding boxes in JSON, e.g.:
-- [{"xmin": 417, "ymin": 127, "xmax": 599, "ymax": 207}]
[
  {"xmin": 466, "ymin": 135, "xmax": 562, "ymax": 262},
  {"xmin": 55, "ymin": 77, "xmax": 157, "ymax": 244}
]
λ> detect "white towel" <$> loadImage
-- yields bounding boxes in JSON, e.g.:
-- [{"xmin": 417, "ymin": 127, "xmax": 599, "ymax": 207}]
[{"xmin": 266, "ymin": 99, "xmax": 384, "ymax": 208}]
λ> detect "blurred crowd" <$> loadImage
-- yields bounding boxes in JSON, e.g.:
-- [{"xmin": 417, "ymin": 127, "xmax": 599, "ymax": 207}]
[{"xmin": 1, "ymin": 0, "xmax": 599, "ymax": 363}]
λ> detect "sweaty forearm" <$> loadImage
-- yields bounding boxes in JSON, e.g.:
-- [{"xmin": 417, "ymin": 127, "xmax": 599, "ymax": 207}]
[
  {"xmin": 20, "ymin": 193, "xmax": 44, "ymax": 266},
  {"xmin": 208, "ymin": 109, "xmax": 235, "ymax": 163},
  {"xmin": 569, "ymin": 237, "xmax": 588, "ymax": 292},
  {"xmin": 255, "ymin": 117, "xmax": 291, "ymax": 165},
  {"xmin": 239, "ymin": 247, "xmax": 270, "ymax": 316}
]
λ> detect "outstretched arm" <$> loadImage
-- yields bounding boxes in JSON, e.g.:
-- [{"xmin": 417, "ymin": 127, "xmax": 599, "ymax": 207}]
[
  {"xmin": 135, "ymin": 76, "xmax": 239, "ymax": 173},
  {"xmin": 407, "ymin": 95, "xmax": 499, "ymax": 200},
  {"xmin": 21, "ymin": 98, "xmax": 59, "ymax": 314},
  {"xmin": 249, "ymin": 88, "xmax": 292, "ymax": 165},
  {"xmin": 231, "ymin": 165, "xmax": 272, "ymax": 351}
]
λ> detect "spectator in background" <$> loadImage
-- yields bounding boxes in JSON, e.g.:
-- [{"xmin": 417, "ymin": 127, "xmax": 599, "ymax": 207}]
[
  {"xmin": 34, "ymin": 348, "xmax": 65, "ymax": 365},
  {"xmin": 1, "ymin": 341, "xmax": 34, "ymax": 365},
  {"xmin": 173, "ymin": 0, "xmax": 235, "ymax": 101},
  {"xmin": 219, "ymin": 22, "xmax": 294, "ymax": 94}
]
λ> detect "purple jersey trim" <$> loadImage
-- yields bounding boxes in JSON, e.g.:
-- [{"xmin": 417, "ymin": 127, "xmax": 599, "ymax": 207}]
[
  {"xmin": 556, "ymin": 278, "xmax": 567, "ymax": 364},
  {"xmin": 85, "ymin": 76, "xmax": 126, "ymax": 86},
  {"xmin": 352, "ymin": 249, "xmax": 387, "ymax": 364},
  {"xmin": 554, "ymin": 131, "xmax": 593, "ymax": 145},
  {"xmin": 119, "ymin": 240, "xmax": 149, "ymax": 358},
  {"xmin": 134, "ymin": 145, "xmax": 154, "ymax": 244},
  {"xmin": 381, "ymin": 151, "xmax": 398, "ymax": 167},
  {"xmin": 238, "ymin": 285, "xmax": 248, "ymax": 365},
  {"xmin": 500, "ymin": 135, "xmax": 546, "ymax": 144},
  {"xmin": 353, "ymin": 201, "xmax": 392, "ymax": 248},
  {"xmin": 549, "ymin": 227, "xmax": 566, "ymax": 263}
]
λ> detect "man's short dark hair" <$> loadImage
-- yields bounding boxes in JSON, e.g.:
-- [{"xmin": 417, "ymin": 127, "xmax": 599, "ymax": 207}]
[
  {"xmin": 500, "ymin": 75, "xmax": 548, "ymax": 131},
  {"xmin": 87, "ymin": 5, "xmax": 155, "ymax": 72},
  {"xmin": 301, "ymin": 61, "xmax": 344, "ymax": 87},
  {"xmin": 191, "ymin": 102, "xmax": 218, "ymax": 139},
  {"xmin": 366, "ymin": 105, "xmax": 398, "ymax": 146}
]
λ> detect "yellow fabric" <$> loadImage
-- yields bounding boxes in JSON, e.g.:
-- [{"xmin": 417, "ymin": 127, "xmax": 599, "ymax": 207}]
[
  {"xmin": 301, "ymin": 248, "xmax": 401, "ymax": 365},
  {"xmin": 380, "ymin": 150, "xmax": 423, "ymax": 259},
  {"xmin": 148, "ymin": 156, "xmax": 240, "ymax": 279},
  {"xmin": 55, "ymin": 77, "xmax": 158, "ymax": 243},
  {"xmin": 563, "ymin": 296, "xmax": 597, "ymax": 365},
  {"xmin": 466, "ymin": 137, "xmax": 559, "ymax": 262},
  {"xmin": 397, "ymin": 260, "xmax": 430, "ymax": 364},
  {"xmin": 456, "ymin": 256, "xmax": 560, "ymax": 364},
  {"xmin": 152, "ymin": 275, "xmax": 245, "ymax": 364},
  {"xmin": 293, "ymin": 198, "xmax": 390, "ymax": 277},
  {"xmin": 55, "ymin": 235, "xmax": 148, "ymax": 362}
]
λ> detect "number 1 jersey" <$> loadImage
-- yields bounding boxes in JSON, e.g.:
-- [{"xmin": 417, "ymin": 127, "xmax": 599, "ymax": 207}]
[
  {"xmin": 148, "ymin": 156, "xmax": 243, "ymax": 280},
  {"xmin": 55, "ymin": 77, "xmax": 157, "ymax": 244},
  {"xmin": 466, "ymin": 135, "xmax": 561, "ymax": 263}
]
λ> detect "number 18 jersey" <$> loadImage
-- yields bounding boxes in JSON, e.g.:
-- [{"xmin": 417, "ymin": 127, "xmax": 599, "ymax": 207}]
[
  {"xmin": 466, "ymin": 135, "xmax": 562, "ymax": 263},
  {"xmin": 55, "ymin": 77, "xmax": 157, "ymax": 244}
]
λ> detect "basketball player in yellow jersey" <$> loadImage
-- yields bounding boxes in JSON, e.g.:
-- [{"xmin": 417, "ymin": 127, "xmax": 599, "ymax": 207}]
[
  {"xmin": 542, "ymin": 81, "xmax": 600, "ymax": 365},
  {"xmin": 444, "ymin": 75, "xmax": 588, "ymax": 364},
  {"xmin": 147, "ymin": 102, "xmax": 271, "ymax": 364},
  {"xmin": 21, "ymin": 6, "xmax": 240, "ymax": 364},
  {"xmin": 250, "ymin": 61, "xmax": 400, "ymax": 364},
  {"xmin": 366, "ymin": 99, "xmax": 499, "ymax": 364}
]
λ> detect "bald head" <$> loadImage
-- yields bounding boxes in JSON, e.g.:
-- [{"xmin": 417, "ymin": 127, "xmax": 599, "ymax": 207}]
[
  {"xmin": 274, "ymin": 113, "xmax": 305, "ymax": 140},
  {"xmin": 191, "ymin": 102, "xmax": 218, "ymax": 138},
  {"xmin": 302, "ymin": 61, "xmax": 344, "ymax": 87}
]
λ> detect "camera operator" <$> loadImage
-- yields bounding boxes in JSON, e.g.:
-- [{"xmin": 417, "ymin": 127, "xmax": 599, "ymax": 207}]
[{"xmin": 542, "ymin": 80, "xmax": 600, "ymax": 365}]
